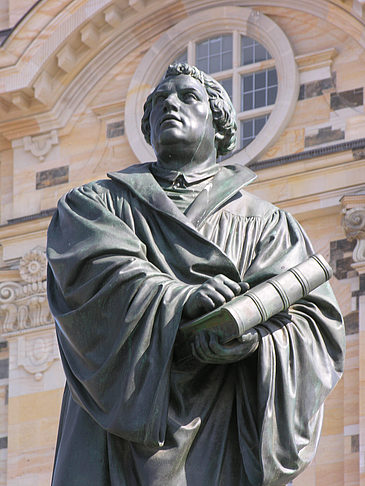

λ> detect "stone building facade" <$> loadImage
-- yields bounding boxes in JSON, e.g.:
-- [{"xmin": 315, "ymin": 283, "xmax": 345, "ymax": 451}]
[{"xmin": 0, "ymin": 0, "xmax": 365, "ymax": 484}]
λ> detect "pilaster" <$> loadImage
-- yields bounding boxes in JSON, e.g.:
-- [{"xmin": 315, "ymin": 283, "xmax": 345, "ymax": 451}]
[{"xmin": 341, "ymin": 192, "xmax": 365, "ymax": 486}]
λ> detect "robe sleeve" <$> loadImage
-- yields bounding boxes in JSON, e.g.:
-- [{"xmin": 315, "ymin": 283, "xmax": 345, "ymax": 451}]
[
  {"xmin": 47, "ymin": 183, "xmax": 194, "ymax": 447},
  {"xmin": 236, "ymin": 209, "xmax": 345, "ymax": 486}
]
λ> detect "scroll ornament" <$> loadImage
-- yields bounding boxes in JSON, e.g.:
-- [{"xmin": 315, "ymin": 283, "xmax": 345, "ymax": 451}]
[
  {"xmin": 342, "ymin": 207, "xmax": 365, "ymax": 263},
  {"xmin": 0, "ymin": 249, "xmax": 58, "ymax": 380},
  {"xmin": 0, "ymin": 249, "xmax": 51, "ymax": 334}
]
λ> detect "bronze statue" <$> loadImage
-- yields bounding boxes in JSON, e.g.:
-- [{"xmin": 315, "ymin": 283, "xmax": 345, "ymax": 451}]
[{"xmin": 47, "ymin": 63, "xmax": 345, "ymax": 485}]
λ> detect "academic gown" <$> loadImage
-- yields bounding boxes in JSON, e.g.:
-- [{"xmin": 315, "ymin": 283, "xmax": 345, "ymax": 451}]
[{"xmin": 47, "ymin": 162, "xmax": 345, "ymax": 486}]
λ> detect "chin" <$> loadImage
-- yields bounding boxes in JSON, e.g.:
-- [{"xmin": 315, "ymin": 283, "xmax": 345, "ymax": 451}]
[{"xmin": 158, "ymin": 130, "xmax": 186, "ymax": 146}]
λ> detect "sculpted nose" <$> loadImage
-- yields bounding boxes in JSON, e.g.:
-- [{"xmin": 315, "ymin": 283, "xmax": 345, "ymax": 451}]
[{"xmin": 163, "ymin": 93, "xmax": 179, "ymax": 111}]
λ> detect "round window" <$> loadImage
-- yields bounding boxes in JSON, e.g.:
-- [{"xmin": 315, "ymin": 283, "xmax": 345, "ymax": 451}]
[{"xmin": 125, "ymin": 6, "xmax": 299, "ymax": 165}]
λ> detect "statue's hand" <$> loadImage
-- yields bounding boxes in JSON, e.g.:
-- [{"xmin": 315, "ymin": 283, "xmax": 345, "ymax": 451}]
[
  {"xmin": 183, "ymin": 275, "xmax": 249, "ymax": 320},
  {"xmin": 191, "ymin": 329, "xmax": 260, "ymax": 364}
]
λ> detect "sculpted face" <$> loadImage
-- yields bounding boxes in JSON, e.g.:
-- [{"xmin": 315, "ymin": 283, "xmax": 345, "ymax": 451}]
[{"xmin": 149, "ymin": 74, "xmax": 216, "ymax": 160}]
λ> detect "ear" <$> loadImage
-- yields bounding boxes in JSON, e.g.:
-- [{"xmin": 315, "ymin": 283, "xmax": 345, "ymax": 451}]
[{"xmin": 214, "ymin": 131, "xmax": 224, "ymax": 148}]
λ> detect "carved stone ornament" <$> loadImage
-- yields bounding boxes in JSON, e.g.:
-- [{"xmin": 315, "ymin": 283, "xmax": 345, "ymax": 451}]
[
  {"xmin": 0, "ymin": 280, "xmax": 53, "ymax": 334},
  {"xmin": 0, "ymin": 249, "xmax": 52, "ymax": 335},
  {"xmin": 341, "ymin": 195, "xmax": 365, "ymax": 264},
  {"xmin": 23, "ymin": 129, "xmax": 58, "ymax": 162},
  {"xmin": 19, "ymin": 248, "xmax": 47, "ymax": 283},
  {"xmin": 17, "ymin": 332, "xmax": 60, "ymax": 381}
]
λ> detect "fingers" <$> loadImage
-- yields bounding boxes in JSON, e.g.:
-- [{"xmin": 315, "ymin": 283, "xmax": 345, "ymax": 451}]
[
  {"xmin": 211, "ymin": 274, "xmax": 242, "ymax": 297},
  {"xmin": 198, "ymin": 293, "xmax": 218, "ymax": 313},
  {"xmin": 191, "ymin": 330, "xmax": 260, "ymax": 364},
  {"xmin": 239, "ymin": 281, "xmax": 250, "ymax": 293},
  {"xmin": 200, "ymin": 274, "xmax": 241, "ymax": 306},
  {"xmin": 183, "ymin": 275, "xmax": 248, "ymax": 319}
]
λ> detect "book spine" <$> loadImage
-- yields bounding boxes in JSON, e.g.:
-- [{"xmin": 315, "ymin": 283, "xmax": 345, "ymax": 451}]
[{"xmin": 224, "ymin": 254, "xmax": 332, "ymax": 338}]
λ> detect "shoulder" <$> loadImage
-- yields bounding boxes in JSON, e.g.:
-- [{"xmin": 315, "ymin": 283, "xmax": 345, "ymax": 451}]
[
  {"xmin": 65, "ymin": 176, "xmax": 130, "ymax": 204},
  {"xmin": 67, "ymin": 162, "xmax": 148, "ymax": 198},
  {"xmin": 223, "ymin": 189, "xmax": 279, "ymax": 219}
]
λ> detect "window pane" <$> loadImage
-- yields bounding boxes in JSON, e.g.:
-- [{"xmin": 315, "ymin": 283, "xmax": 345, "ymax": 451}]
[
  {"xmin": 241, "ymin": 68, "xmax": 278, "ymax": 111},
  {"xmin": 255, "ymin": 71, "xmax": 266, "ymax": 89},
  {"xmin": 268, "ymin": 68, "xmax": 277, "ymax": 85},
  {"xmin": 254, "ymin": 43, "xmax": 268, "ymax": 62},
  {"xmin": 254, "ymin": 116, "xmax": 266, "ymax": 133},
  {"xmin": 241, "ymin": 36, "xmax": 271, "ymax": 66},
  {"xmin": 196, "ymin": 34, "xmax": 232, "ymax": 74},
  {"xmin": 254, "ymin": 89, "xmax": 266, "ymax": 108},
  {"xmin": 243, "ymin": 119, "xmax": 253, "ymax": 137},
  {"xmin": 222, "ymin": 35, "xmax": 232, "ymax": 51},
  {"xmin": 267, "ymin": 86, "xmax": 277, "ymax": 105},
  {"xmin": 242, "ymin": 46, "xmax": 253, "ymax": 66},
  {"xmin": 240, "ymin": 114, "xmax": 269, "ymax": 148},
  {"xmin": 221, "ymin": 78, "xmax": 233, "ymax": 101},
  {"xmin": 243, "ymin": 75, "xmax": 253, "ymax": 92},
  {"xmin": 210, "ymin": 38, "xmax": 221, "ymax": 55},
  {"xmin": 197, "ymin": 41, "xmax": 208, "ymax": 58},
  {"xmin": 243, "ymin": 92, "xmax": 253, "ymax": 111},
  {"xmin": 198, "ymin": 58, "xmax": 208, "ymax": 73},
  {"xmin": 241, "ymin": 35, "xmax": 254, "ymax": 48},
  {"xmin": 222, "ymin": 53, "xmax": 231, "ymax": 71},
  {"xmin": 209, "ymin": 55, "xmax": 221, "ymax": 74}
]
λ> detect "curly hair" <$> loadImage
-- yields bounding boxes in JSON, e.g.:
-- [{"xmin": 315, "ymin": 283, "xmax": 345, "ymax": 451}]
[{"xmin": 141, "ymin": 63, "xmax": 237, "ymax": 156}]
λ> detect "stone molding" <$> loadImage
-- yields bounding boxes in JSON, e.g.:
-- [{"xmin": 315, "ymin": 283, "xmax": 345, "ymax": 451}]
[
  {"xmin": 22, "ymin": 129, "xmax": 59, "ymax": 162},
  {"xmin": 341, "ymin": 193, "xmax": 365, "ymax": 267},
  {"xmin": 0, "ymin": 249, "xmax": 53, "ymax": 336},
  {"xmin": 16, "ymin": 330, "xmax": 60, "ymax": 381}
]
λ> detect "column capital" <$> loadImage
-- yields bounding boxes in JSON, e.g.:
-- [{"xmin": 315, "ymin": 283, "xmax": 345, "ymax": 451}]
[
  {"xmin": 341, "ymin": 192, "xmax": 365, "ymax": 272},
  {"xmin": 0, "ymin": 248, "xmax": 52, "ymax": 337}
]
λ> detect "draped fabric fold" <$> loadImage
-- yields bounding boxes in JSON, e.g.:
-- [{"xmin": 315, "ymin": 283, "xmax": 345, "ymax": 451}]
[{"xmin": 47, "ymin": 164, "xmax": 345, "ymax": 486}]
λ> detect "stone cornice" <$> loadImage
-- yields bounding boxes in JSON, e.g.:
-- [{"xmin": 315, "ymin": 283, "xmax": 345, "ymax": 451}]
[
  {"xmin": 249, "ymin": 137, "xmax": 365, "ymax": 171},
  {"xmin": 0, "ymin": 211, "xmax": 53, "ymax": 238}
]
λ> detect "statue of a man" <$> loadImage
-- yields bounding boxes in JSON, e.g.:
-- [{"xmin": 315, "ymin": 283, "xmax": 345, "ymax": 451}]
[{"xmin": 47, "ymin": 63, "xmax": 345, "ymax": 486}]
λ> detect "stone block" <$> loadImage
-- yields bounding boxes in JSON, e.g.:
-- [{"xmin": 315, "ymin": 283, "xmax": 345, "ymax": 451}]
[
  {"xmin": 304, "ymin": 126, "xmax": 345, "ymax": 148},
  {"xmin": 80, "ymin": 22, "xmax": 99, "ymax": 49},
  {"xmin": 106, "ymin": 120, "xmax": 124, "ymax": 138},
  {"xmin": 0, "ymin": 359, "xmax": 8, "ymax": 379},
  {"xmin": 298, "ymin": 76, "xmax": 335, "ymax": 100},
  {"xmin": 331, "ymin": 88, "xmax": 364, "ymax": 111},
  {"xmin": 351, "ymin": 434, "xmax": 359, "ymax": 453},
  {"xmin": 35, "ymin": 166, "xmax": 69, "ymax": 190},
  {"xmin": 330, "ymin": 238, "xmax": 356, "ymax": 280},
  {"xmin": 344, "ymin": 311, "xmax": 359, "ymax": 335}
]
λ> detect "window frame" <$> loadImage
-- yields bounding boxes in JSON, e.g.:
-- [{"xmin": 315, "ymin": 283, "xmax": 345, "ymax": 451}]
[{"xmin": 125, "ymin": 6, "xmax": 299, "ymax": 165}]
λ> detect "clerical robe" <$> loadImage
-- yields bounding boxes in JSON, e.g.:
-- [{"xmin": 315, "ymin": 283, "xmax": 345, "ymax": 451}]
[{"xmin": 47, "ymin": 162, "xmax": 345, "ymax": 486}]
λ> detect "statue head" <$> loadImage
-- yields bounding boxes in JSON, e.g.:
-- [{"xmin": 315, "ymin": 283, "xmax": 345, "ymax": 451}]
[{"xmin": 141, "ymin": 63, "xmax": 237, "ymax": 158}]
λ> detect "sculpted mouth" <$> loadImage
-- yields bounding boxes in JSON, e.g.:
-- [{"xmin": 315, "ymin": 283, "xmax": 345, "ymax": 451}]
[{"xmin": 160, "ymin": 115, "xmax": 181, "ymax": 125}]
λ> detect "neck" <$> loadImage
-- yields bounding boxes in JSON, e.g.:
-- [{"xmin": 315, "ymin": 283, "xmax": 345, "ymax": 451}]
[{"xmin": 155, "ymin": 147, "xmax": 217, "ymax": 173}]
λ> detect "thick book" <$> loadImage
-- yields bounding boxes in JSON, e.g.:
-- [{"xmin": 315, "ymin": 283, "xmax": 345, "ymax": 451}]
[{"xmin": 177, "ymin": 254, "xmax": 332, "ymax": 355}]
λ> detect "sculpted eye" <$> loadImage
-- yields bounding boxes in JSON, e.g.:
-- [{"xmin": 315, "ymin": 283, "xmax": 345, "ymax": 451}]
[
  {"xmin": 182, "ymin": 91, "xmax": 198, "ymax": 101},
  {"xmin": 153, "ymin": 94, "xmax": 166, "ymax": 105}
]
